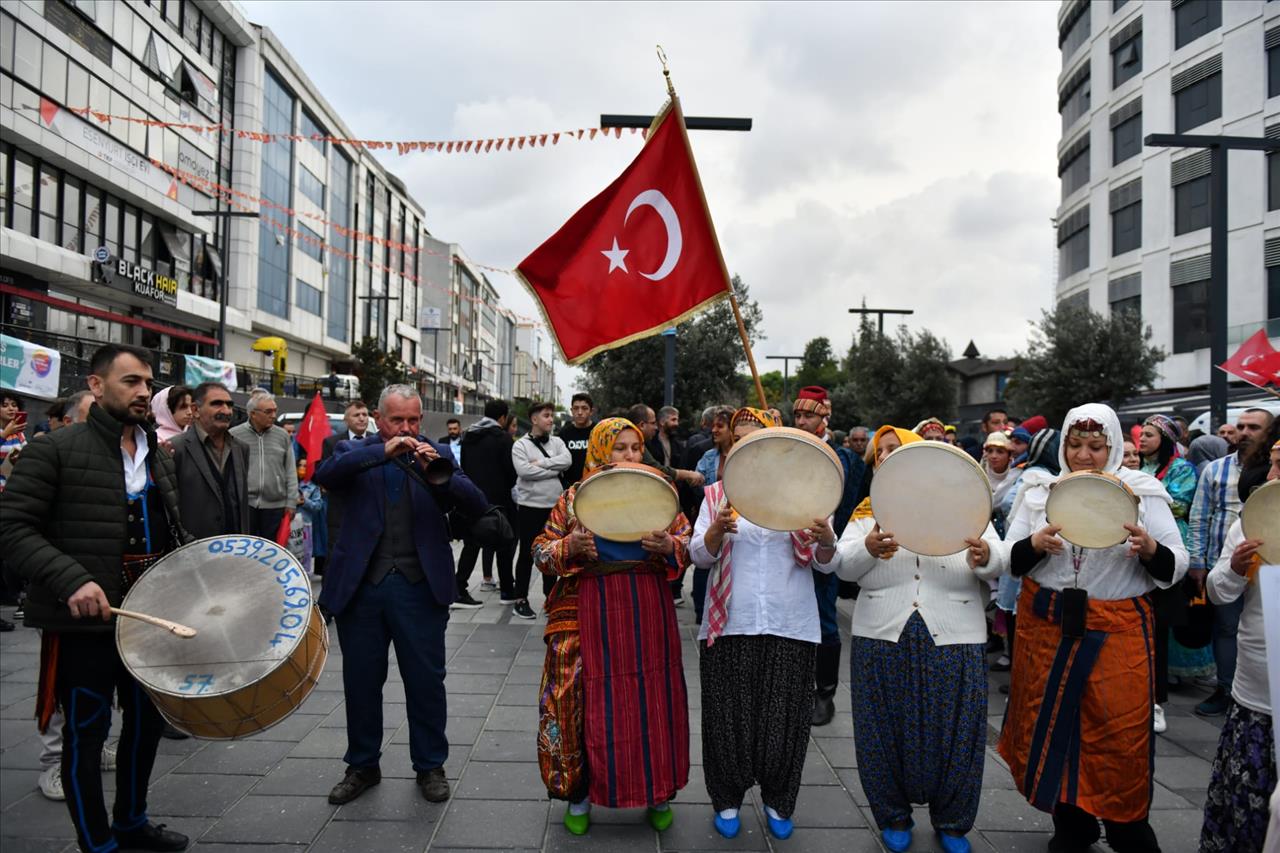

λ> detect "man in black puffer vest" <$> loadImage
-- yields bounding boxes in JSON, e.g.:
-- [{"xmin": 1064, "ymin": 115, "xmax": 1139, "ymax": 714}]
[{"xmin": 0, "ymin": 344, "xmax": 191, "ymax": 853}]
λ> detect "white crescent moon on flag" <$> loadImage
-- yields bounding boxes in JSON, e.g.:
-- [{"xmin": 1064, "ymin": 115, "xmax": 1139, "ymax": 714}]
[{"xmin": 624, "ymin": 190, "xmax": 683, "ymax": 281}]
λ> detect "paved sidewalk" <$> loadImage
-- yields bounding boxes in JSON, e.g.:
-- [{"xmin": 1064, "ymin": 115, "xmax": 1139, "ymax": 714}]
[{"xmin": 1, "ymin": 570, "xmax": 1222, "ymax": 853}]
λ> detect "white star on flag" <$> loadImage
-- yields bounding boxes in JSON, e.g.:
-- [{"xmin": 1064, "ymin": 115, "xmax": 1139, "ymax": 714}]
[{"xmin": 601, "ymin": 238, "xmax": 629, "ymax": 274}]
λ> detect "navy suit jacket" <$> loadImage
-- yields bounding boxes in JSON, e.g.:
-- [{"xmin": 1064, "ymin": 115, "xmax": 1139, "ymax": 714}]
[{"xmin": 314, "ymin": 434, "xmax": 487, "ymax": 615}]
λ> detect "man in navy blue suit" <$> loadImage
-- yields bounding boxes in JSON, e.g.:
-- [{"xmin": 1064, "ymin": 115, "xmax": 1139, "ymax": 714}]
[{"xmin": 314, "ymin": 384, "xmax": 487, "ymax": 806}]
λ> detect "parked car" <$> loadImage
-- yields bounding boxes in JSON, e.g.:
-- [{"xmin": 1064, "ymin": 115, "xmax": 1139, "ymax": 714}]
[
  {"xmin": 1188, "ymin": 400, "xmax": 1280, "ymax": 437},
  {"xmin": 296, "ymin": 374, "xmax": 361, "ymax": 402},
  {"xmin": 277, "ymin": 412, "xmax": 349, "ymax": 435}
]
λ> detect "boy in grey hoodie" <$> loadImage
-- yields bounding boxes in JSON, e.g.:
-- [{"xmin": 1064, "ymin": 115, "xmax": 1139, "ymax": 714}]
[{"xmin": 510, "ymin": 401, "xmax": 571, "ymax": 617}]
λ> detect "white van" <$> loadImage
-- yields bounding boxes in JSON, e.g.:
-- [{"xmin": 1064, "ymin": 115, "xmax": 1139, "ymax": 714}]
[{"xmin": 1189, "ymin": 400, "xmax": 1280, "ymax": 436}]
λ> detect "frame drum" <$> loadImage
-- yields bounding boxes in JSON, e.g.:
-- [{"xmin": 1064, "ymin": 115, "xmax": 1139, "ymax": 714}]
[
  {"xmin": 574, "ymin": 463, "xmax": 680, "ymax": 542},
  {"xmin": 1045, "ymin": 471, "xmax": 1139, "ymax": 549},
  {"xmin": 869, "ymin": 441, "xmax": 992, "ymax": 556},
  {"xmin": 722, "ymin": 427, "xmax": 845, "ymax": 532},
  {"xmin": 117, "ymin": 535, "xmax": 328, "ymax": 739},
  {"xmin": 1241, "ymin": 479, "xmax": 1280, "ymax": 564}
]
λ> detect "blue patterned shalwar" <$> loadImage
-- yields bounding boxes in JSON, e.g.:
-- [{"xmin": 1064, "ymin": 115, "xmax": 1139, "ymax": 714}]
[{"xmin": 850, "ymin": 611, "xmax": 988, "ymax": 834}]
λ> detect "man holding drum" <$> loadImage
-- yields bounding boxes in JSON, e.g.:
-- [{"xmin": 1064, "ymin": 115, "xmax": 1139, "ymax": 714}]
[
  {"xmin": 1, "ymin": 344, "xmax": 190, "ymax": 853},
  {"xmin": 314, "ymin": 385, "xmax": 488, "ymax": 807}
]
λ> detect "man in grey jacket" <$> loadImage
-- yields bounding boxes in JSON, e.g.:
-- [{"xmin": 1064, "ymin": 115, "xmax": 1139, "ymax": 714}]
[
  {"xmin": 511, "ymin": 401, "xmax": 571, "ymax": 617},
  {"xmin": 229, "ymin": 392, "xmax": 298, "ymax": 540}
]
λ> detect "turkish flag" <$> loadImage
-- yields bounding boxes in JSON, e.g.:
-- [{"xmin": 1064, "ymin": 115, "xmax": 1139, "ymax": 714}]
[
  {"xmin": 516, "ymin": 98, "xmax": 732, "ymax": 364},
  {"xmin": 1217, "ymin": 329, "xmax": 1280, "ymax": 387},
  {"xmin": 295, "ymin": 391, "xmax": 333, "ymax": 481}
]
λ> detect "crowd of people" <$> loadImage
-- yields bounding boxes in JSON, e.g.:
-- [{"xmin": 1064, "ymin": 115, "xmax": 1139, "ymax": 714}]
[{"xmin": 0, "ymin": 343, "xmax": 1277, "ymax": 853}]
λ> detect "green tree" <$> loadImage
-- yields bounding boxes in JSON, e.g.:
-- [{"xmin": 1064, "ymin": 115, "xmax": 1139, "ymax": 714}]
[
  {"xmin": 1004, "ymin": 303, "xmax": 1165, "ymax": 425},
  {"xmin": 842, "ymin": 318, "xmax": 956, "ymax": 429},
  {"xmin": 758, "ymin": 370, "xmax": 785, "ymax": 409},
  {"xmin": 794, "ymin": 336, "xmax": 843, "ymax": 393},
  {"xmin": 581, "ymin": 275, "xmax": 764, "ymax": 418},
  {"xmin": 351, "ymin": 336, "xmax": 407, "ymax": 411}
]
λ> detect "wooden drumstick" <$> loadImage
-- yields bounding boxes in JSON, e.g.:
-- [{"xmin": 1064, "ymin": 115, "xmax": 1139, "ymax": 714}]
[{"xmin": 111, "ymin": 608, "xmax": 198, "ymax": 638}]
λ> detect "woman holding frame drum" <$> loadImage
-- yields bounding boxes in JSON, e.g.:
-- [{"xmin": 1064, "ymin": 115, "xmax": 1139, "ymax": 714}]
[
  {"xmin": 690, "ymin": 407, "xmax": 839, "ymax": 842},
  {"xmin": 832, "ymin": 425, "xmax": 1005, "ymax": 853},
  {"xmin": 1000, "ymin": 403, "xmax": 1188, "ymax": 853},
  {"xmin": 532, "ymin": 417, "xmax": 692, "ymax": 836}
]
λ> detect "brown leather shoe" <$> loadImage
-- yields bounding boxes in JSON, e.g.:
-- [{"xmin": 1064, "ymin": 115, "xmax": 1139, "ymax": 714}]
[
  {"xmin": 416, "ymin": 767, "xmax": 450, "ymax": 802},
  {"xmin": 328, "ymin": 766, "xmax": 381, "ymax": 804}
]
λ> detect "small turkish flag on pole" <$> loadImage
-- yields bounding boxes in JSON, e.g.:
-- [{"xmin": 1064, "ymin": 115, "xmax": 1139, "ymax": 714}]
[
  {"xmin": 295, "ymin": 391, "xmax": 333, "ymax": 481},
  {"xmin": 1216, "ymin": 329, "xmax": 1280, "ymax": 388},
  {"xmin": 516, "ymin": 96, "xmax": 733, "ymax": 365}
]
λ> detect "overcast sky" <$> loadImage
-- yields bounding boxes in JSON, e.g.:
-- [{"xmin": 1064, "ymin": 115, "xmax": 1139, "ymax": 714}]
[{"xmin": 240, "ymin": 0, "xmax": 1062, "ymax": 394}]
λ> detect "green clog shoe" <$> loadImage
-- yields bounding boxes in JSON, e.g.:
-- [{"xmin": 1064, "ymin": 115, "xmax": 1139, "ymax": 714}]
[
  {"xmin": 647, "ymin": 805, "xmax": 674, "ymax": 832},
  {"xmin": 564, "ymin": 809, "xmax": 590, "ymax": 836}
]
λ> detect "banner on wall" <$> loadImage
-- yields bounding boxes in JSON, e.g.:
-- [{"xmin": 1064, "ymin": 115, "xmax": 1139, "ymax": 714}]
[
  {"xmin": 0, "ymin": 334, "xmax": 62, "ymax": 399},
  {"xmin": 184, "ymin": 354, "xmax": 236, "ymax": 391},
  {"xmin": 36, "ymin": 98, "xmax": 180, "ymax": 200}
]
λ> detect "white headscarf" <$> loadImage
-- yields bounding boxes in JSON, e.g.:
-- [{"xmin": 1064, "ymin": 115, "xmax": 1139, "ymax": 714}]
[{"xmin": 1013, "ymin": 403, "xmax": 1169, "ymax": 526}]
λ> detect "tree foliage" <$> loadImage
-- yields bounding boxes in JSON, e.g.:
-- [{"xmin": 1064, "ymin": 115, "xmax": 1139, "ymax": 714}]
[
  {"xmin": 795, "ymin": 337, "xmax": 843, "ymax": 391},
  {"xmin": 351, "ymin": 336, "xmax": 407, "ymax": 411},
  {"xmin": 581, "ymin": 276, "xmax": 764, "ymax": 417},
  {"xmin": 1005, "ymin": 303, "xmax": 1165, "ymax": 425}
]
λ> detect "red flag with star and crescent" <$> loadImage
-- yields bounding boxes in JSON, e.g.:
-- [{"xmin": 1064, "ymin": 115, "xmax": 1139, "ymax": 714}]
[
  {"xmin": 515, "ymin": 98, "xmax": 732, "ymax": 364},
  {"xmin": 1216, "ymin": 329, "xmax": 1280, "ymax": 387}
]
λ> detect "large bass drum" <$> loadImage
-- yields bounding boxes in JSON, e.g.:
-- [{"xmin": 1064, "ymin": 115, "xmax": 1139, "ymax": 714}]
[
  {"xmin": 721, "ymin": 427, "xmax": 845, "ymax": 531},
  {"xmin": 116, "ymin": 535, "xmax": 328, "ymax": 739},
  {"xmin": 869, "ymin": 441, "xmax": 992, "ymax": 556},
  {"xmin": 573, "ymin": 462, "xmax": 680, "ymax": 542}
]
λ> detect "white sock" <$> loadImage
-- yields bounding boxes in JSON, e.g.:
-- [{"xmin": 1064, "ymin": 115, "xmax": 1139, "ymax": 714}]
[
  {"xmin": 765, "ymin": 805, "xmax": 784, "ymax": 821},
  {"xmin": 651, "ymin": 801, "xmax": 669, "ymax": 812},
  {"xmin": 568, "ymin": 797, "xmax": 591, "ymax": 816},
  {"xmin": 718, "ymin": 808, "xmax": 739, "ymax": 820}
]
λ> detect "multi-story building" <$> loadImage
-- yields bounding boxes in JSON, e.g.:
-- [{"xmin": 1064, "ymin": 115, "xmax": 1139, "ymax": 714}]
[
  {"xmin": 2, "ymin": 0, "xmax": 250, "ymax": 384},
  {"xmin": 514, "ymin": 321, "xmax": 555, "ymax": 404},
  {"xmin": 2, "ymin": 2, "xmax": 550, "ymax": 410},
  {"xmin": 1054, "ymin": 0, "xmax": 1278, "ymax": 392}
]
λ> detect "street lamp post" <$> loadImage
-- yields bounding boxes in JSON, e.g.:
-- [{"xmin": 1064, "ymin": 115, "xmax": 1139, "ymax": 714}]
[
  {"xmin": 766, "ymin": 354, "xmax": 804, "ymax": 405},
  {"xmin": 1143, "ymin": 132, "xmax": 1280, "ymax": 428},
  {"xmin": 847, "ymin": 306, "xmax": 914, "ymax": 335},
  {"xmin": 190, "ymin": 209, "xmax": 259, "ymax": 359}
]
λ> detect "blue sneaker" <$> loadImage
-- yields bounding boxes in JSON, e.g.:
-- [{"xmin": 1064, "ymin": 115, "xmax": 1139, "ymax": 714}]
[
  {"xmin": 766, "ymin": 813, "xmax": 794, "ymax": 840},
  {"xmin": 881, "ymin": 823, "xmax": 913, "ymax": 852},
  {"xmin": 937, "ymin": 832, "xmax": 971, "ymax": 853},
  {"xmin": 713, "ymin": 813, "xmax": 740, "ymax": 838}
]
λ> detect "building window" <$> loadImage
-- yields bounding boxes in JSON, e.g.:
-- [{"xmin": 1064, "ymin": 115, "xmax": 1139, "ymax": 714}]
[
  {"xmin": 1172, "ymin": 279, "xmax": 1211, "ymax": 353},
  {"xmin": 1112, "ymin": 111, "xmax": 1142, "ymax": 165},
  {"xmin": 1270, "ymin": 36, "xmax": 1280, "ymax": 98},
  {"xmin": 298, "ymin": 165, "xmax": 325, "ymax": 209},
  {"xmin": 61, "ymin": 175, "xmax": 82, "ymax": 253},
  {"xmin": 1060, "ymin": 140, "xmax": 1090, "ymax": 199},
  {"xmin": 1057, "ymin": 207, "xmax": 1090, "ymax": 280},
  {"xmin": 37, "ymin": 163, "xmax": 58, "ymax": 243},
  {"xmin": 296, "ymin": 279, "xmax": 322, "ymax": 316},
  {"xmin": 1111, "ymin": 294, "xmax": 1141, "ymax": 317},
  {"xmin": 1270, "ymin": 152, "xmax": 1279, "ymax": 212},
  {"xmin": 1060, "ymin": 1, "xmax": 1091, "ymax": 64},
  {"xmin": 122, "ymin": 206, "xmax": 138, "ymax": 264},
  {"xmin": 1059, "ymin": 68, "xmax": 1091, "ymax": 133},
  {"xmin": 1175, "ymin": 174, "xmax": 1210, "ymax": 234},
  {"xmin": 300, "ymin": 110, "xmax": 327, "ymax": 154},
  {"xmin": 1111, "ymin": 188, "xmax": 1141, "ymax": 256},
  {"xmin": 1269, "ymin": 264, "xmax": 1280, "ymax": 328},
  {"xmin": 327, "ymin": 152, "xmax": 352, "ymax": 342},
  {"xmin": 1111, "ymin": 30, "xmax": 1141, "ymax": 89},
  {"xmin": 83, "ymin": 186, "xmax": 103, "ymax": 247},
  {"xmin": 103, "ymin": 195, "xmax": 120, "ymax": 255},
  {"xmin": 1174, "ymin": 71, "xmax": 1221, "ymax": 132},
  {"xmin": 298, "ymin": 222, "xmax": 323, "ymax": 261},
  {"xmin": 1174, "ymin": 0, "xmax": 1222, "ymax": 50},
  {"xmin": 1110, "ymin": 272, "xmax": 1142, "ymax": 320},
  {"xmin": 257, "ymin": 67, "xmax": 294, "ymax": 319}
]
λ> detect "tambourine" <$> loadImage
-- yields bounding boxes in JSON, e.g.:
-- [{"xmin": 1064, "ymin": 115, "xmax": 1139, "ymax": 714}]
[
  {"xmin": 1045, "ymin": 470, "xmax": 1138, "ymax": 549},
  {"xmin": 1241, "ymin": 479, "xmax": 1280, "ymax": 565},
  {"xmin": 869, "ymin": 441, "xmax": 992, "ymax": 556},
  {"xmin": 573, "ymin": 462, "xmax": 679, "ymax": 542},
  {"xmin": 721, "ymin": 427, "xmax": 844, "ymax": 531}
]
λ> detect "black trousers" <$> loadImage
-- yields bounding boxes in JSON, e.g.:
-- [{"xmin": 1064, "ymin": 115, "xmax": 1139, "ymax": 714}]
[
  {"xmin": 512, "ymin": 505, "xmax": 552, "ymax": 602},
  {"xmin": 1053, "ymin": 802, "xmax": 1160, "ymax": 853},
  {"xmin": 55, "ymin": 631, "xmax": 166, "ymax": 852},
  {"xmin": 457, "ymin": 507, "xmax": 515, "ymax": 594},
  {"xmin": 249, "ymin": 506, "xmax": 287, "ymax": 541}
]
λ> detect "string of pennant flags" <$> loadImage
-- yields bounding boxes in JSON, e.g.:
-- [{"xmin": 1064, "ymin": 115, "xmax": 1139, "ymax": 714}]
[{"xmin": 54, "ymin": 105, "xmax": 644, "ymax": 155}]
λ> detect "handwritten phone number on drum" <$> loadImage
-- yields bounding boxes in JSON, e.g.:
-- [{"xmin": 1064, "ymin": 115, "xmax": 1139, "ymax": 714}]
[{"xmin": 206, "ymin": 538, "xmax": 310, "ymax": 648}]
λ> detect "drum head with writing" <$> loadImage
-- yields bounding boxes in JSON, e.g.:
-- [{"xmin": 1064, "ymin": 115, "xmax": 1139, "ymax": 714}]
[
  {"xmin": 1046, "ymin": 472, "xmax": 1139, "ymax": 549},
  {"xmin": 574, "ymin": 464, "xmax": 679, "ymax": 542},
  {"xmin": 1242, "ymin": 480, "xmax": 1280, "ymax": 565},
  {"xmin": 870, "ymin": 442, "xmax": 992, "ymax": 556},
  {"xmin": 117, "ymin": 536, "xmax": 313, "ymax": 698},
  {"xmin": 722, "ymin": 427, "xmax": 845, "ymax": 532}
]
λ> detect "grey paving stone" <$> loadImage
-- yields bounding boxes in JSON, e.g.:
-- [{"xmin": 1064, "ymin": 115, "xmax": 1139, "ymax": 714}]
[
  {"xmin": 171, "ymin": 739, "xmax": 294, "ymax": 776},
  {"xmin": 434, "ymin": 797, "xmax": 550, "ymax": 848},
  {"xmin": 497, "ymin": 683, "xmax": 540, "ymax": 706},
  {"xmin": 445, "ymin": 715, "xmax": 484, "ymax": 746},
  {"xmin": 836, "ymin": 768, "xmax": 870, "ymax": 806},
  {"xmin": 199, "ymin": 794, "xmax": 336, "ymax": 844},
  {"xmin": 543, "ymin": 818, "xmax": 654, "ymax": 853},
  {"xmin": 0, "ymin": 791, "xmax": 74, "ymax": 837},
  {"xmin": 331, "ymin": 776, "xmax": 448, "ymax": 822},
  {"xmin": 979, "ymin": 831, "xmax": 1079, "ymax": 853},
  {"xmin": 766, "ymin": 826, "xmax": 883, "ymax": 853},
  {"xmin": 1153, "ymin": 755, "xmax": 1214, "ymax": 790},
  {"xmin": 469, "ymin": 731, "xmax": 538, "ymax": 763},
  {"xmin": 0, "ymin": 738, "xmax": 44, "ymax": 770},
  {"xmin": 483, "ymin": 704, "xmax": 537, "ymax": 732},
  {"xmin": 453, "ymin": 761, "xmax": 545, "ymax": 800},
  {"xmin": 812, "ymin": 736, "xmax": 857, "ymax": 768},
  {"xmin": 658, "ymin": 802, "xmax": 769, "ymax": 850},
  {"xmin": 321, "ymin": 702, "xmax": 407, "ymax": 730},
  {"xmin": 0, "ymin": 840, "xmax": 76, "ymax": 853},
  {"xmin": 190, "ymin": 845, "xmax": 305, "ymax": 852},
  {"xmin": 1151, "ymin": 782, "xmax": 1196, "ymax": 810},
  {"xmin": 800, "ymin": 749, "xmax": 840, "ymax": 786},
  {"xmin": 253, "ymin": 757, "xmax": 345, "ymax": 797},
  {"xmin": 449, "ymin": 693, "xmax": 497, "ymax": 718},
  {"xmin": 1, "ymin": 768, "xmax": 39, "ymax": 810},
  {"xmin": 789, "ymin": 783, "xmax": 864, "ymax": 827},
  {"xmin": 453, "ymin": 642, "xmax": 521, "ymax": 660},
  {"xmin": 312, "ymin": 817, "xmax": 437, "ymax": 851},
  {"xmin": 974, "ymin": 788, "xmax": 1052, "ymax": 832},
  {"xmin": 506, "ymin": 665, "xmax": 544, "ymax": 685},
  {"xmin": 145, "ymin": 772, "xmax": 258, "ymax": 817},
  {"xmin": 0, "ymin": 695, "xmax": 37, "ymax": 719},
  {"xmin": 1, "ymin": 718, "xmax": 36, "ymax": 749},
  {"xmin": 246, "ymin": 711, "xmax": 326, "ymax": 742},
  {"xmin": 445, "ymin": 674, "xmax": 507, "ymax": 695},
  {"xmin": 514, "ymin": 651, "xmax": 547, "ymax": 667},
  {"xmin": 297, "ymin": 690, "xmax": 345, "ymax": 715}
]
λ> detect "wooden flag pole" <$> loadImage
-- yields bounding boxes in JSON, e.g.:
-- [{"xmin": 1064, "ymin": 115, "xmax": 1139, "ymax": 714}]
[{"xmin": 656, "ymin": 46, "xmax": 766, "ymax": 409}]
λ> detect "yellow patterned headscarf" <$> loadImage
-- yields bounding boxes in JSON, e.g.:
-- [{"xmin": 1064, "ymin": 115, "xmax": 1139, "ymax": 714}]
[
  {"xmin": 584, "ymin": 417, "xmax": 642, "ymax": 475},
  {"xmin": 851, "ymin": 425, "xmax": 924, "ymax": 520},
  {"xmin": 730, "ymin": 407, "xmax": 781, "ymax": 431}
]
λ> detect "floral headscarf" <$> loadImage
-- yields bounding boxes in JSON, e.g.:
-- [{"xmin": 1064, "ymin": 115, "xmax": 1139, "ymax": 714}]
[
  {"xmin": 730, "ymin": 407, "xmax": 780, "ymax": 431},
  {"xmin": 584, "ymin": 417, "xmax": 642, "ymax": 475},
  {"xmin": 851, "ymin": 426, "xmax": 924, "ymax": 519}
]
